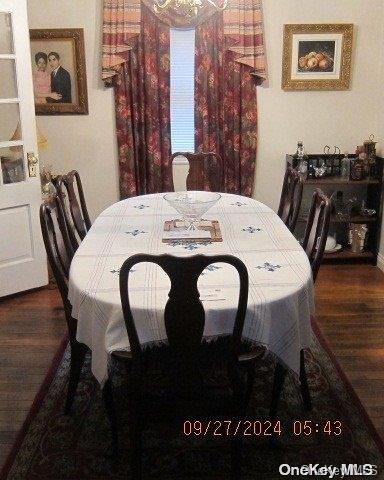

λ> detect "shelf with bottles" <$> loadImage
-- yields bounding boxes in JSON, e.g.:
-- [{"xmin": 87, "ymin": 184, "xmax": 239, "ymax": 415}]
[
  {"xmin": 286, "ymin": 152, "xmax": 383, "ymax": 265},
  {"xmin": 298, "ymin": 214, "xmax": 377, "ymax": 224},
  {"xmin": 323, "ymin": 248, "xmax": 375, "ymax": 262},
  {"xmin": 286, "ymin": 154, "xmax": 383, "ymax": 184}
]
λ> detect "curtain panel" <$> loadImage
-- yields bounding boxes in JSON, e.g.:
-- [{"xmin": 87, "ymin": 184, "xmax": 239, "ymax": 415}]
[
  {"xmin": 114, "ymin": 5, "xmax": 173, "ymax": 197},
  {"xmin": 102, "ymin": 0, "xmax": 267, "ymax": 197},
  {"xmin": 195, "ymin": 12, "xmax": 259, "ymax": 196}
]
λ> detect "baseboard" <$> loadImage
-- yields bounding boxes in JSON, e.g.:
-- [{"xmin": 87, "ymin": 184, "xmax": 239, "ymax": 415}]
[{"xmin": 377, "ymin": 252, "xmax": 384, "ymax": 272}]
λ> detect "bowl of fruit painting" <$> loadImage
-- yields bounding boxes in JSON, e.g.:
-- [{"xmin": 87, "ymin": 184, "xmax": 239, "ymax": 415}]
[{"xmin": 282, "ymin": 23, "xmax": 353, "ymax": 90}]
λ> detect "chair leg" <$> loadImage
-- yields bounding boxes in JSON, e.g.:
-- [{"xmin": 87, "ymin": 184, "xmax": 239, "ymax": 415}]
[
  {"xmin": 230, "ymin": 434, "xmax": 243, "ymax": 480},
  {"xmin": 268, "ymin": 361, "xmax": 287, "ymax": 449},
  {"xmin": 103, "ymin": 377, "xmax": 119, "ymax": 458},
  {"xmin": 300, "ymin": 349, "xmax": 312, "ymax": 411},
  {"xmin": 269, "ymin": 361, "xmax": 287, "ymax": 420},
  {"xmin": 129, "ymin": 417, "xmax": 142, "ymax": 480},
  {"xmin": 64, "ymin": 342, "xmax": 87, "ymax": 414},
  {"xmin": 228, "ymin": 364, "xmax": 245, "ymax": 480},
  {"xmin": 128, "ymin": 365, "xmax": 143, "ymax": 480}
]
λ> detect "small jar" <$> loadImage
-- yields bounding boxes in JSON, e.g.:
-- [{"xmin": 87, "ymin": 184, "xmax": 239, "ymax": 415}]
[{"xmin": 350, "ymin": 158, "xmax": 365, "ymax": 181}]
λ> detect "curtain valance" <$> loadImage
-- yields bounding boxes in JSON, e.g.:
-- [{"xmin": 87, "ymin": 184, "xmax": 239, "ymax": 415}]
[{"xmin": 102, "ymin": 0, "xmax": 267, "ymax": 85}]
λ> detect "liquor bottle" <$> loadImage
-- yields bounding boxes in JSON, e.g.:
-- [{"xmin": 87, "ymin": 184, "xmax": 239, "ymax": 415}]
[
  {"xmin": 293, "ymin": 141, "xmax": 303, "ymax": 168},
  {"xmin": 340, "ymin": 152, "xmax": 350, "ymax": 179},
  {"xmin": 296, "ymin": 141, "xmax": 308, "ymax": 177}
]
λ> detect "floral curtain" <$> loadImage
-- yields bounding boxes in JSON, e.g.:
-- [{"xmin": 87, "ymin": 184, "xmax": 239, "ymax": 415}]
[
  {"xmin": 102, "ymin": 0, "xmax": 266, "ymax": 197},
  {"xmin": 113, "ymin": 4, "xmax": 173, "ymax": 197},
  {"xmin": 195, "ymin": 12, "xmax": 259, "ymax": 196}
]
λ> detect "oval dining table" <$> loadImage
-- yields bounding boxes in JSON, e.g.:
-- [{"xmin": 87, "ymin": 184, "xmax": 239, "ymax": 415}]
[{"xmin": 68, "ymin": 192, "xmax": 314, "ymax": 386}]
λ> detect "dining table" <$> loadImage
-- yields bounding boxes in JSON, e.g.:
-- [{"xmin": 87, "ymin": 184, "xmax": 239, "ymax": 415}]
[{"xmin": 68, "ymin": 192, "xmax": 314, "ymax": 386}]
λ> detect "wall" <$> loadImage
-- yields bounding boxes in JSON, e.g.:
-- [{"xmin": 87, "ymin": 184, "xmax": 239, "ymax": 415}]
[
  {"xmin": 27, "ymin": 0, "xmax": 120, "ymax": 220},
  {"xmin": 27, "ymin": 0, "xmax": 384, "ymax": 222}
]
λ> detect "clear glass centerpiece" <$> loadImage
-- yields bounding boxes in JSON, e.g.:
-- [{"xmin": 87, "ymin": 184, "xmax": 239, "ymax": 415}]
[{"xmin": 164, "ymin": 191, "xmax": 221, "ymax": 230}]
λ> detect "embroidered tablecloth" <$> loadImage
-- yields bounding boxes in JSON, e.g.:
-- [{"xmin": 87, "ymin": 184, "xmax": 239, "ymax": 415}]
[{"xmin": 69, "ymin": 193, "xmax": 314, "ymax": 385}]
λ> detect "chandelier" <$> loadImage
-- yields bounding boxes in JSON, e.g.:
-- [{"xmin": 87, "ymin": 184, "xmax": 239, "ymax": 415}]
[{"xmin": 154, "ymin": 0, "xmax": 227, "ymax": 18}]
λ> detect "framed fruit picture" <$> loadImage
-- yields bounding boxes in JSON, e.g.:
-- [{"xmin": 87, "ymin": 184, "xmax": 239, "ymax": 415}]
[{"xmin": 282, "ymin": 24, "xmax": 353, "ymax": 91}]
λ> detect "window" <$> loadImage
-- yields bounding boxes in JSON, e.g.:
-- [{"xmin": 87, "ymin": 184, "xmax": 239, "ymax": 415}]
[{"xmin": 169, "ymin": 28, "xmax": 195, "ymax": 158}]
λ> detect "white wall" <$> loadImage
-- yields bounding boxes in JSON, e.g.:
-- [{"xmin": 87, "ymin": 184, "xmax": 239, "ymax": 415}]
[
  {"xmin": 27, "ymin": 0, "xmax": 384, "ymax": 223},
  {"xmin": 27, "ymin": 0, "xmax": 120, "ymax": 220}
]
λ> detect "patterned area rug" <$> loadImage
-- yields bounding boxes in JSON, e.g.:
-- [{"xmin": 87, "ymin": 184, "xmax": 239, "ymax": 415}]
[{"xmin": 2, "ymin": 326, "xmax": 384, "ymax": 480}]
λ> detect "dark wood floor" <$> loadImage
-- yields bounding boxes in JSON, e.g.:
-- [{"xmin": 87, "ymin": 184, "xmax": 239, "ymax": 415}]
[
  {"xmin": 0, "ymin": 287, "xmax": 66, "ymax": 467},
  {"xmin": 315, "ymin": 264, "xmax": 384, "ymax": 440},
  {"xmin": 0, "ymin": 264, "xmax": 383, "ymax": 469}
]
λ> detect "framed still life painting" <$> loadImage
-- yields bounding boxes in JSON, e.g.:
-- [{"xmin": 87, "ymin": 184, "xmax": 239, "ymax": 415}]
[
  {"xmin": 282, "ymin": 24, "xmax": 353, "ymax": 91},
  {"xmin": 29, "ymin": 28, "xmax": 88, "ymax": 115}
]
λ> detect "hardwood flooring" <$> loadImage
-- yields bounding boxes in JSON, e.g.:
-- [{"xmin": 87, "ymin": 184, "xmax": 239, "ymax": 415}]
[
  {"xmin": 315, "ymin": 264, "xmax": 384, "ymax": 441},
  {"xmin": 0, "ymin": 287, "xmax": 66, "ymax": 468},
  {"xmin": 0, "ymin": 264, "xmax": 383, "ymax": 471}
]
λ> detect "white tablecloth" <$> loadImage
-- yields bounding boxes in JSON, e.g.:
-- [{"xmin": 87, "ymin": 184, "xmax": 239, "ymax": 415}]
[{"xmin": 69, "ymin": 193, "xmax": 314, "ymax": 385}]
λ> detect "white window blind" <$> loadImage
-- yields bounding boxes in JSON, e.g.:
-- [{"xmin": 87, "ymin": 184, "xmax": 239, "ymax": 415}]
[{"xmin": 170, "ymin": 28, "xmax": 195, "ymax": 157}]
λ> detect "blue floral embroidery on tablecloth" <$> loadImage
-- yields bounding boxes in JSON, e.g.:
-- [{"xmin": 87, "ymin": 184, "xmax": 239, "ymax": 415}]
[
  {"xmin": 256, "ymin": 262, "xmax": 281, "ymax": 272},
  {"xmin": 242, "ymin": 226, "xmax": 261, "ymax": 234},
  {"xmin": 230, "ymin": 201, "xmax": 247, "ymax": 207},
  {"xmin": 125, "ymin": 229, "xmax": 146, "ymax": 236},
  {"xmin": 133, "ymin": 204, "xmax": 149, "ymax": 210},
  {"xmin": 201, "ymin": 264, "xmax": 222, "ymax": 275},
  {"xmin": 167, "ymin": 240, "xmax": 212, "ymax": 251},
  {"xmin": 110, "ymin": 268, "xmax": 136, "ymax": 275}
]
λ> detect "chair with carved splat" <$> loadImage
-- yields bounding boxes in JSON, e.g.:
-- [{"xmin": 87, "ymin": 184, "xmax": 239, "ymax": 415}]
[
  {"xmin": 277, "ymin": 166, "xmax": 304, "ymax": 233},
  {"xmin": 55, "ymin": 170, "xmax": 91, "ymax": 251},
  {"xmin": 171, "ymin": 152, "xmax": 224, "ymax": 191},
  {"xmin": 103, "ymin": 253, "xmax": 264, "ymax": 479},
  {"xmin": 40, "ymin": 195, "xmax": 88, "ymax": 414},
  {"xmin": 270, "ymin": 188, "xmax": 330, "ymax": 419}
]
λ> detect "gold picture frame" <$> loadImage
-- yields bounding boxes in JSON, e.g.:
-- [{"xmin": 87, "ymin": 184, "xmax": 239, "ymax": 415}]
[
  {"xmin": 282, "ymin": 24, "xmax": 353, "ymax": 91},
  {"xmin": 30, "ymin": 28, "xmax": 88, "ymax": 115}
]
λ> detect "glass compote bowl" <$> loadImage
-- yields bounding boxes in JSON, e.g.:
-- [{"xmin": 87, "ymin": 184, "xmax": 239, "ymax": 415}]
[{"xmin": 164, "ymin": 191, "xmax": 221, "ymax": 230}]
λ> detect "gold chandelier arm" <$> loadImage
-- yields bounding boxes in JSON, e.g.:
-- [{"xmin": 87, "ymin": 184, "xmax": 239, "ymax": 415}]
[
  {"xmin": 205, "ymin": 0, "xmax": 227, "ymax": 10},
  {"xmin": 154, "ymin": 0, "xmax": 227, "ymax": 16},
  {"xmin": 154, "ymin": 0, "xmax": 175, "ymax": 11}
]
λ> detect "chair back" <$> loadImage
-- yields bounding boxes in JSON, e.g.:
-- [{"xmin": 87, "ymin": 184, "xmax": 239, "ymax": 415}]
[
  {"xmin": 172, "ymin": 152, "xmax": 223, "ymax": 191},
  {"xmin": 278, "ymin": 166, "xmax": 303, "ymax": 232},
  {"xmin": 40, "ymin": 195, "xmax": 75, "ymax": 307},
  {"xmin": 302, "ymin": 189, "xmax": 331, "ymax": 281},
  {"xmin": 55, "ymin": 170, "xmax": 91, "ymax": 244},
  {"xmin": 55, "ymin": 175, "xmax": 79, "ymax": 251},
  {"xmin": 119, "ymin": 254, "xmax": 248, "ymax": 362}
]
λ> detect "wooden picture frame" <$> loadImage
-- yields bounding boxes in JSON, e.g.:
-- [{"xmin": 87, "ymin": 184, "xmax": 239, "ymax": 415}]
[
  {"xmin": 30, "ymin": 28, "xmax": 88, "ymax": 115},
  {"xmin": 282, "ymin": 24, "xmax": 353, "ymax": 91}
]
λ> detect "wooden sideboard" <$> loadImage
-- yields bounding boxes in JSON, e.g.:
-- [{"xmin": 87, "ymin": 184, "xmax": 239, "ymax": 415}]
[{"xmin": 286, "ymin": 154, "xmax": 384, "ymax": 264}]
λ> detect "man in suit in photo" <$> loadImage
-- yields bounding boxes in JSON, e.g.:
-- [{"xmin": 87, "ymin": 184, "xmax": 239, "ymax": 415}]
[{"xmin": 47, "ymin": 52, "xmax": 72, "ymax": 103}]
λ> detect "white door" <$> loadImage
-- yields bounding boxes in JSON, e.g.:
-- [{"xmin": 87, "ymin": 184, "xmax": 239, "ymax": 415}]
[{"xmin": 0, "ymin": 0, "xmax": 47, "ymax": 297}]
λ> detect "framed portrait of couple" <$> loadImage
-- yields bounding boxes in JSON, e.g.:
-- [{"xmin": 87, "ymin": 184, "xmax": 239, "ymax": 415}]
[{"xmin": 30, "ymin": 28, "xmax": 88, "ymax": 115}]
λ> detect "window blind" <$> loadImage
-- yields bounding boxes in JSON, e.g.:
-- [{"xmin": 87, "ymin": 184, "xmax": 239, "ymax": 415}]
[{"xmin": 170, "ymin": 28, "xmax": 195, "ymax": 157}]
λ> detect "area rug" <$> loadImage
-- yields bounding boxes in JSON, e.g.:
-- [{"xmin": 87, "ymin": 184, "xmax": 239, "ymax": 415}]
[{"xmin": 1, "ymin": 325, "xmax": 384, "ymax": 480}]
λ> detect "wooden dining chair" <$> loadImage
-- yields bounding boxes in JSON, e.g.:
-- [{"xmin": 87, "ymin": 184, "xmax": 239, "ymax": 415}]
[
  {"xmin": 277, "ymin": 166, "xmax": 304, "ymax": 232},
  {"xmin": 171, "ymin": 151, "xmax": 224, "ymax": 191},
  {"xmin": 270, "ymin": 189, "xmax": 330, "ymax": 417},
  {"xmin": 103, "ymin": 253, "xmax": 264, "ymax": 479},
  {"xmin": 55, "ymin": 170, "xmax": 91, "ymax": 250},
  {"xmin": 40, "ymin": 195, "xmax": 88, "ymax": 414},
  {"xmin": 54, "ymin": 175, "xmax": 79, "ymax": 252}
]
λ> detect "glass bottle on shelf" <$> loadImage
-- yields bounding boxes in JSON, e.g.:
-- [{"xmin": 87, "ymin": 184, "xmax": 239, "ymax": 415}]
[
  {"xmin": 341, "ymin": 151, "xmax": 350, "ymax": 179},
  {"xmin": 295, "ymin": 141, "xmax": 308, "ymax": 177}
]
